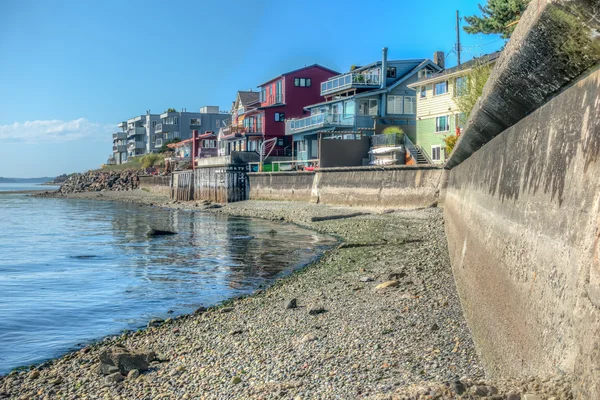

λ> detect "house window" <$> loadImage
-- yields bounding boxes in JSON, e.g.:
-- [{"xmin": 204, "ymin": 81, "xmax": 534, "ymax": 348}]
[
  {"xmin": 294, "ymin": 78, "xmax": 312, "ymax": 87},
  {"xmin": 152, "ymin": 121, "xmax": 157, "ymax": 128},
  {"xmin": 431, "ymin": 145, "xmax": 442, "ymax": 161},
  {"xmin": 435, "ymin": 116, "xmax": 449, "ymax": 132},
  {"xmin": 434, "ymin": 81, "xmax": 448, "ymax": 96},
  {"xmin": 155, "ymin": 138, "xmax": 163, "ymax": 147},
  {"xmin": 387, "ymin": 67, "xmax": 396, "ymax": 78},
  {"xmin": 174, "ymin": 131, "xmax": 180, "ymax": 138},
  {"xmin": 275, "ymin": 80, "xmax": 282, "ymax": 103},
  {"xmin": 343, "ymin": 100, "xmax": 355, "ymax": 117},
  {"xmin": 298, "ymin": 140, "xmax": 307, "ymax": 153},
  {"xmin": 190, "ymin": 118, "xmax": 201, "ymax": 125},
  {"xmin": 404, "ymin": 96, "xmax": 416, "ymax": 114},
  {"xmin": 257, "ymin": 115, "xmax": 263, "ymax": 132},
  {"xmin": 387, "ymin": 96, "xmax": 403, "ymax": 114},
  {"xmin": 455, "ymin": 76, "xmax": 467, "ymax": 97},
  {"xmin": 278, "ymin": 139, "xmax": 284, "ymax": 146},
  {"xmin": 358, "ymin": 99, "xmax": 378, "ymax": 116},
  {"xmin": 260, "ymin": 88, "xmax": 266, "ymax": 102},
  {"xmin": 420, "ymin": 85, "xmax": 427, "ymax": 98},
  {"xmin": 275, "ymin": 112, "xmax": 285, "ymax": 121}
]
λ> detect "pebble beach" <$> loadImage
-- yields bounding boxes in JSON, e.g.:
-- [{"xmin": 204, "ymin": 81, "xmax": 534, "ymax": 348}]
[{"xmin": 1, "ymin": 192, "xmax": 573, "ymax": 399}]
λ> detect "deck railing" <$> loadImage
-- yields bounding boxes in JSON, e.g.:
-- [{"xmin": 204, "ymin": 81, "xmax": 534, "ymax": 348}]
[
  {"xmin": 321, "ymin": 73, "xmax": 381, "ymax": 95},
  {"xmin": 285, "ymin": 113, "xmax": 354, "ymax": 135}
]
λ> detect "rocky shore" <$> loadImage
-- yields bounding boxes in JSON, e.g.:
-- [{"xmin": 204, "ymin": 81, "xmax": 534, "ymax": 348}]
[
  {"xmin": 38, "ymin": 171, "xmax": 144, "ymax": 195},
  {"xmin": 1, "ymin": 192, "xmax": 574, "ymax": 399}
]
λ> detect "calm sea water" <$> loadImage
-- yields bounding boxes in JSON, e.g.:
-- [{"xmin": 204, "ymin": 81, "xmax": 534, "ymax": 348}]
[
  {"xmin": 0, "ymin": 185, "xmax": 335, "ymax": 374},
  {"xmin": 0, "ymin": 183, "xmax": 59, "ymax": 192}
]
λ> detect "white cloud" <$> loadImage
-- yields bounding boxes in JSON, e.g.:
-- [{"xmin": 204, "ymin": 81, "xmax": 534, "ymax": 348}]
[{"xmin": 0, "ymin": 118, "xmax": 112, "ymax": 143}]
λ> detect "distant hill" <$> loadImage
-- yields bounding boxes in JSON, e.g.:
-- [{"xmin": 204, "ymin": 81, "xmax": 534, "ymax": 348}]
[{"xmin": 0, "ymin": 177, "xmax": 55, "ymax": 184}]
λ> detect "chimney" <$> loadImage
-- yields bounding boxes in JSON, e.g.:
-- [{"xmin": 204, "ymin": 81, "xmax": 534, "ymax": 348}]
[
  {"xmin": 434, "ymin": 51, "xmax": 445, "ymax": 70},
  {"xmin": 381, "ymin": 47, "xmax": 388, "ymax": 89}
]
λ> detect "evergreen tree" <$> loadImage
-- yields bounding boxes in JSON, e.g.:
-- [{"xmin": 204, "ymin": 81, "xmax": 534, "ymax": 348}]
[{"xmin": 464, "ymin": 0, "xmax": 530, "ymax": 39}]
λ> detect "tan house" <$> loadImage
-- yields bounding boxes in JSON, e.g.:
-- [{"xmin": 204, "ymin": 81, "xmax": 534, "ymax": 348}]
[{"xmin": 407, "ymin": 51, "xmax": 501, "ymax": 164}]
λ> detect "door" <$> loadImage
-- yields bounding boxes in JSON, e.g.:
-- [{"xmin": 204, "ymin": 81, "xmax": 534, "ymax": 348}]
[{"xmin": 310, "ymin": 139, "xmax": 318, "ymax": 159}]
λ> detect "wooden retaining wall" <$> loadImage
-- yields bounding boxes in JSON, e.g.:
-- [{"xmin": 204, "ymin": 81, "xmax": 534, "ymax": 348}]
[{"xmin": 171, "ymin": 165, "xmax": 248, "ymax": 203}]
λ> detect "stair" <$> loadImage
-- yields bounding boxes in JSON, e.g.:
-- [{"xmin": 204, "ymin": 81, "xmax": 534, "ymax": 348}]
[{"xmin": 411, "ymin": 146, "xmax": 429, "ymax": 164}]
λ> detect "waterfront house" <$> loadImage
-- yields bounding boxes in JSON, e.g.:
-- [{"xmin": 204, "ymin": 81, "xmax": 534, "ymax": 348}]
[
  {"xmin": 126, "ymin": 114, "xmax": 161, "ymax": 158},
  {"xmin": 406, "ymin": 51, "xmax": 501, "ymax": 164},
  {"xmin": 218, "ymin": 91, "xmax": 260, "ymax": 156},
  {"xmin": 220, "ymin": 65, "xmax": 339, "ymax": 158},
  {"xmin": 167, "ymin": 130, "xmax": 219, "ymax": 169},
  {"xmin": 154, "ymin": 107, "xmax": 229, "ymax": 154},
  {"xmin": 285, "ymin": 48, "xmax": 443, "ymax": 168}
]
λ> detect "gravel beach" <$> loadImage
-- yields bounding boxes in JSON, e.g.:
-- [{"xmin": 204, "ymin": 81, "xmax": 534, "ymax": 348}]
[{"xmin": 1, "ymin": 191, "xmax": 573, "ymax": 399}]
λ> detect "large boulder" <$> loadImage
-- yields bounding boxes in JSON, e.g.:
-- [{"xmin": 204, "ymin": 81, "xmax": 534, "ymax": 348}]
[{"xmin": 98, "ymin": 346, "xmax": 156, "ymax": 376}]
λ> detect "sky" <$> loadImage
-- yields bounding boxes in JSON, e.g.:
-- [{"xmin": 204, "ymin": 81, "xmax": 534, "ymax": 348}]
[{"xmin": 0, "ymin": 0, "xmax": 503, "ymax": 178}]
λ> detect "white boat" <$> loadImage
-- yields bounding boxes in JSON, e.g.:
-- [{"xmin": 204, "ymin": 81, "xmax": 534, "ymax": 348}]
[{"xmin": 370, "ymin": 146, "xmax": 404, "ymax": 155}]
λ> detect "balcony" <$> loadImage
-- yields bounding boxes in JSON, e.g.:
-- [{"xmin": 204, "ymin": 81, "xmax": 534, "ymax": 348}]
[
  {"xmin": 127, "ymin": 127, "xmax": 145, "ymax": 138},
  {"xmin": 113, "ymin": 144, "xmax": 127, "ymax": 153},
  {"xmin": 112, "ymin": 132, "xmax": 126, "ymax": 140},
  {"xmin": 127, "ymin": 141, "xmax": 146, "ymax": 151},
  {"xmin": 154, "ymin": 123, "xmax": 178, "ymax": 134},
  {"xmin": 285, "ymin": 113, "xmax": 354, "ymax": 135},
  {"xmin": 263, "ymin": 94, "xmax": 283, "ymax": 105},
  {"xmin": 320, "ymin": 73, "xmax": 381, "ymax": 96}
]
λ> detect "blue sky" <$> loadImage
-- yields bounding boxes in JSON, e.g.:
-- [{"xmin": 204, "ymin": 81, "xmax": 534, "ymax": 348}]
[{"xmin": 0, "ymin": 0, "xmax": 503, "ymax": 178}]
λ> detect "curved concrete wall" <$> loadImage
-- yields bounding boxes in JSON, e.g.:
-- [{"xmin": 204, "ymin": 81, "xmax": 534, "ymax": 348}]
[
  {"xmin": 248, "ymin": 166, "xmax": 445, "ymax": 208},
  {"xmin": 445, "ymin": 65, "xmax": 600, "ymax": 399}
]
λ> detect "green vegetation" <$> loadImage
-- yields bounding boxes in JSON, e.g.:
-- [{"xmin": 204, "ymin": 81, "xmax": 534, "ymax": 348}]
[
  {"xmin": 158, "ymin": 139, "xmax": 179, "ymax": 153},
  {"xmin": 165, "ymin": 108, "xmax": 176, "ymax": 113},
  {"xmin": 100, "ymin": 158, "xmax": 142, "ymax": 171},
  {"xmin": 455, "ymin": 63, "xmax": 493, "ymax": 126},
  {"xmin": 140, "ymin": 153, "xmax": 164, "ymax": 168},
  {"xmin": 382, "ymin": 126, "xmax": 405, "ymax": 143},
  {"xmin": 443, "ymin": 134, "xmax": 458, "ymax": 156},
  {"xmin": 464, "ymin": 0, "xmax": 530, "ymax": 39}
]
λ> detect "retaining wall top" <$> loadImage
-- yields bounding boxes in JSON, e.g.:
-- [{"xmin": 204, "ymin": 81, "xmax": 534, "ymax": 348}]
[{"xmin": 446, "ymin": 0, "xmax": 600, "ymax": 169}]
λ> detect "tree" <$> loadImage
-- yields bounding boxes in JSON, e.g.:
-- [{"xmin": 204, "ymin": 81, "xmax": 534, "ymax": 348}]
[
  {"xmin": 464, "ymin": 0, "xmax": 530, "ymax": 39},
  {"xmin": 165, "ymin": 108, "xmax": 177, "ymax": 113},
  {"xmin": 158, "ymin": 139, "xmax": 179, "ymax": 153},
  {"xmin": 455, "ymin": 63, "xmax": 493, "ymax": 127},
  {"xmin": 443, "ymin": 134, "xmax": 458, "ymax": 156}
]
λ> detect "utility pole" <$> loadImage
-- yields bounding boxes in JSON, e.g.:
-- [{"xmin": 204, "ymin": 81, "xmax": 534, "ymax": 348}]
[{"xmin": 456, "ymin": 10, "xmax": 461, "ymax": 65}]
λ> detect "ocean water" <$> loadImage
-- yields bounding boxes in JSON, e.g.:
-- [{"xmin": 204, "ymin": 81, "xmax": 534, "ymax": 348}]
[
  {"xmin": 0, "ymin": 186, "xmax": 336, "ymax": 374},
  {"xmin": 0, "ymin": 183, "xmax": 59, "ymax": 192}
]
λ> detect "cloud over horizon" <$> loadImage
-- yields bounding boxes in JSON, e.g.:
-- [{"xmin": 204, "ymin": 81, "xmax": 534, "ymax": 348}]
[{"xmin": 0, "ymin": 118, "xmax": 112, "ymax": 144}]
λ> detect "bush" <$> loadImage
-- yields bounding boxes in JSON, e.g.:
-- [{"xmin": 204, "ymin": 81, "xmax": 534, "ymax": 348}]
[
  {"xmin": 140, "ymin": 154, "xmax": 163, "ymax": 168},
  {"xmin": 443, "ymin": 134, "xmax": 458, "ymax": 156}
]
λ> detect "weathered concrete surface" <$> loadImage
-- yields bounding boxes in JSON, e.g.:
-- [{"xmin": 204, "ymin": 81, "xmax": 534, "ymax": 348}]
[
  {"xmin": 445, "ymin": 67, "xmax": 600, "ymax": 398},
  {"xmin": 249, "ymin": 166, "xmax": 445, "ymax": 208},
  {"xmin": 446, "ymin": 0, "xmax": 600, "ymax": 169},
  {"xmin": 248, "ymin": 171, "xmax": 315, "ymax": 202},
  {"xmin": 138, "ymin": 175, "xmax": 171, "ymax": 196}
]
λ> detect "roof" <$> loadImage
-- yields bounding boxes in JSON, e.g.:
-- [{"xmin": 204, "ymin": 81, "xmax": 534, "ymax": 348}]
[
  {"xmin": 409, "ymin": 51, "xmax": 502, "ymax": 87},
  {"xmin": 237, "ymin": 91, "xmax": 260, "ymax": 107},
  {"xmin": 257, "ymin": 64, "xmax": 340, "ymax": 88}
]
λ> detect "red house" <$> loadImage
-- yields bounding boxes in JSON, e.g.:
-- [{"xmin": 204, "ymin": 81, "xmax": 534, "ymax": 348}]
[{"xmin": 220, "ymin": 65, "xmax": 339, "ymax": 157}]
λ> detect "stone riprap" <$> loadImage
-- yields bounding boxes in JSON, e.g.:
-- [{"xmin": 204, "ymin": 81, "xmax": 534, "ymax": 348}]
[{"xmin": 55, "ymin": 171, "xmax": 144, "ymax": 194}]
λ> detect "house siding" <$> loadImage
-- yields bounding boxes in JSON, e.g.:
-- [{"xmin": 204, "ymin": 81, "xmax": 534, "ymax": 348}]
[
  {"xmin": 416, "ymin": 114, "xmax": 457, "ymax": 163},
  {"xmin": 415, "ymin": 77, "xmax": 460, "ymax": 118}
]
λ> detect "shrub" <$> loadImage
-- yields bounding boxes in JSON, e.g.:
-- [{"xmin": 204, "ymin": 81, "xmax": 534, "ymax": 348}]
[
  {"xmin": 140, "ymin": 154, "xmax": 162, "ymax": 168},
  {"xmin": 443, "ymin": 134, "xmax": 458, "ymax": 156}
]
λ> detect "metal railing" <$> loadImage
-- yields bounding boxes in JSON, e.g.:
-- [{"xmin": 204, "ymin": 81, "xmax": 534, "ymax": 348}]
[
  {"xmin": 286, "ymin": 113, "xmax": 354, "ymax": 135},
  {"xmin": 112, "ymin": 132, "xmax": 126, "ymax": 140},
  {"xmin": 321, "ymin": 72, "xmax": 381, "ymax": 95},
  {"xmin": 264, "ymin": 94, "xmax": 283, "ymax": 105},
  {"xmin": 372, "ymin": 133, "xmax": 404, "ymax": 147},
  {"xmin": 154, "ymin": 123, "xmax": 163, "ymax": 133},
  {"xmin": 403, "ymin": 135, "xmax": 432, "ymax": 164}
]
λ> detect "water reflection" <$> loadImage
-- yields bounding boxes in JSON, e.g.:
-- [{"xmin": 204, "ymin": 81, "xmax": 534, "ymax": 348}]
[{"xmin": 0, "ymin": 196, "xmax": 335, "ymax": 374}]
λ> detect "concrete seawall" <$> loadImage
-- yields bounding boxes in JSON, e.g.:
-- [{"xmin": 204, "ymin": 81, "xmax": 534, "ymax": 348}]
[
  {"xmin": 249, "ymin": 166, "xmax": 445, "ymax": 208},
  {"xmin": 138, "ymin": 175, "xmax": 171, "ymax": 196},
  {"xmin": 443, "ymin": 0, "xmax": 600, "ymax": 397}
]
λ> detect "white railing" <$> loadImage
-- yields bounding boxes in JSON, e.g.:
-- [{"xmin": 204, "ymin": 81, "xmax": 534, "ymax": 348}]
[
  {"xmin": 321, "ymin": 73, "xmax": 381, "ymax": 95},
  {"xmin": 286, "ymin": 113, "xmax": 354, "ymax": 135}
]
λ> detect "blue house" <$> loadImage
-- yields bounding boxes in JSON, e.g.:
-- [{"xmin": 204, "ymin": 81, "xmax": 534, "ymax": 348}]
[{"xmin": 285, "ymin": 48, "xmax": 443, "ymax": 166}]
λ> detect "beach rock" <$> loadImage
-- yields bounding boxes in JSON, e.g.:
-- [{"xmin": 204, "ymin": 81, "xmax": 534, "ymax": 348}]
[
  {"xmin": 286, "ymin": 298, "xmax": 298, "ymax": 309},
  {"xmin": 387, "ymin": 271, "xmax": 407, "ymax": 280},
  {"xmin": 220, "ymin": 307, "xmax": 234, "ymax": 314},
  {"xmin": 231, "ymin": 376, "xmax": 242, "ymax": 385},
  {"xmin": 56, "ymin": 170, "xmax": 144, "ymax": 194},
  {"xmin": 147, "ymin": 319, "xmax": 164, "ymax": 328},
  {"xmin": 375, "ymin": 280, "xmax": 400, "ymax": 290},
  {"xmin": 359, "ymin": 276, "xmax": 374, "ymax": 282},
  {"xmin": 147, "ymin": 229, "xmax": 177, "ymax": 237},
  {"xmin": 98, "ymin": 347, "xmax": 155, "ymax": 376},
  {"xmin": 308, "ymin": 304, "xmax": 326, "ymax": 315},
  {"xmin": 194, "ymin": 306, "xmax": 207, "ymax": 315},
  {"xmin": 28, "ymin": 370, "xmax": 40, "ymax": 380},
  {"xmin": 127, "ymin": 369, "xmax": 140, "ymax": 380},
  {"xmin": 300, "ymin": 334, "xmax": 318, "ymax": 344},
  {"xmin": 106, "ymin": 372, "xmax": 124, "ymax": 383}
]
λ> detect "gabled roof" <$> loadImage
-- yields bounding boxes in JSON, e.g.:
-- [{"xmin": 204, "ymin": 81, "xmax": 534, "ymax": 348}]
[
  {"xmin": 237, "ymin": 91, "xmax": 260, "ymax": 107},
  {"xmin": 257, "ymin": 64, "xmax": 340, "ymax": 88},
  {"xmin": 409, "ymin": 51, "xmax": 502, "ymax": 87}
]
